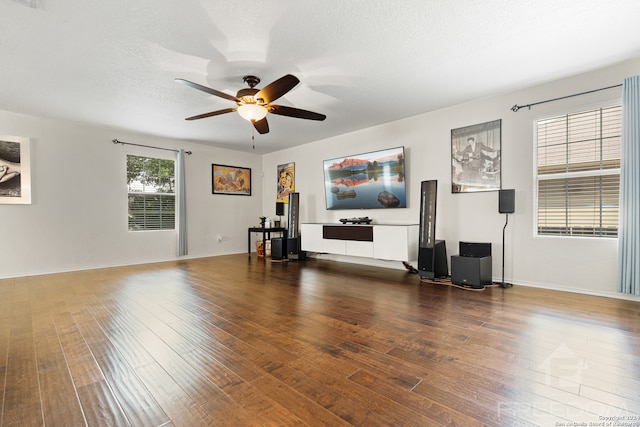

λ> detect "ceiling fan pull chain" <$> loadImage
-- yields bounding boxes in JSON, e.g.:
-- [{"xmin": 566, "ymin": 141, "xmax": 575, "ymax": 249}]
[{"xmin": 252, "ymin": 127, "xmax": 255, "ymax": 150}]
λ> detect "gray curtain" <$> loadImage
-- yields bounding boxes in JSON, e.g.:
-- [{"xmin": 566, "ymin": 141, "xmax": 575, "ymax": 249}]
[
  {"xmin": 176, "ymin": 149, "xmax": 188, "ymax": 256},
  {"xmin": 617, "ymin": 76, "xmax": 640, "ymax": 295}
]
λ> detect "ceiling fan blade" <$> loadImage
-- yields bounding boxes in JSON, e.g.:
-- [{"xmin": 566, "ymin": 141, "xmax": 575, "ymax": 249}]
[
  {"xmin": 255, "ymin": 74, "xmax": 300, "ymax": 104},
  {"xmin": 253, "ymin": 117, "xmax": 269, "ymax": 134},
  {"xmin": 269, "ymin": 105, "xmax": 326, "ymax": 121},
  {"xmin": 185, "ymin": 107, "xmax": 236, "ymax": 121},
  {"xmin": 175, "ymin": 78, "xmax": 238, "ymax": 102}
]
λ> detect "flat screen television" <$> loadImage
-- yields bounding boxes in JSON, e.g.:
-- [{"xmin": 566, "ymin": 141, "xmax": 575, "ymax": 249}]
[{"xmin": 323, "ymin": 146, "xmax": 407, "ymax": 210}]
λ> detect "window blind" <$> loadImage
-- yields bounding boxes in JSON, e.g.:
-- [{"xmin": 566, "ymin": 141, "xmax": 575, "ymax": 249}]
[
  {"xmin": 536, "ymin": 105, "xmax": 621, "ymax": 237},
  {"xmin": 128, "ymin": 194, "xmax": 175, "ymax": 231}
]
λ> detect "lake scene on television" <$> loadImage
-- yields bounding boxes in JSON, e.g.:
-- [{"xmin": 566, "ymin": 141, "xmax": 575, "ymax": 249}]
[{"xmin": 324, "ymin": 146, "xmax": 407, "ymax": 210}]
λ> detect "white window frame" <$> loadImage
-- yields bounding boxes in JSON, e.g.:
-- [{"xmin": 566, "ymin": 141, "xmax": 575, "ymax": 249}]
[
  {"xmin": 126, "ymin": 152, "xmax": 176, "ymax": 232},
  {"xmin": 534, "ymin": 102, "xmax": 621, "ymax": 239}
]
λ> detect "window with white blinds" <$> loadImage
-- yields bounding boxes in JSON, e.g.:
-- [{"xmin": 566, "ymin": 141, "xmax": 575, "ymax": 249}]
[
  {"xmin": 536, "ymin": 105, "xmax": 621, "ymax": 237},
  {"xmin": 127, "ymin": 155, "xmax": 175, "ymax": 231}
]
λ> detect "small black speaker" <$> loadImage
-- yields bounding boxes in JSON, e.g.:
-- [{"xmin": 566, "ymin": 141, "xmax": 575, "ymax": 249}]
[
  {"xmin": 276, "ymin": 202, "xmax": 285, "ymax": 216},
  {"xmin": 271, "ymin": 238, "xmax": 287, "ymax": 260},
  {"xmin": 451, "ymin": 255, "xmax": 492, "ymax": 288},
  {"xmin": 459, "ymin": 242, "xmax": 492, "ymax": 258},
  {"xmin": 499, "ymin": 189, "xmax": 515, "ymax": 214}
]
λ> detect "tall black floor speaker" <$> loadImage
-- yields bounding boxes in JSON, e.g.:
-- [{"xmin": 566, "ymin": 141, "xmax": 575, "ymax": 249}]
[
  {"xmin": 287, "ymin": 192, "xmax": 305, "ymax": 260},
  {"xmin": 417, "ymin": 180, "xmax": 448, "ymax": 279}
]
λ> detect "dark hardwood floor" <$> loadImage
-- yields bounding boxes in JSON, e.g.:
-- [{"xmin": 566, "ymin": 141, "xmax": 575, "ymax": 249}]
[{"xmin": 1, "ymin": 254, "xmax": 639, "ymax": 426}]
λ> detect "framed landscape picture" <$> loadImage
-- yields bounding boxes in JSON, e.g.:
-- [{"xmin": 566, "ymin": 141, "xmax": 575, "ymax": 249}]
[
  {"xmin": 0, "ymin": 135, "xmax": 31, "ymax": 204},
  {"xmin": 451, "ymin": 119, "xmax": 501, "ymax": 193},
  {"xmin": 323, "ymin": 146, "xmax": 406, "ymax": 210},
  {"xmin": 212, "ymin": 164, "xmax": 251, "ymax": 196}
]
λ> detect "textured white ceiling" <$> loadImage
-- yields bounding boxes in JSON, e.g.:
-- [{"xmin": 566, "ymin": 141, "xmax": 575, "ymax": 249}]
[{"xmin": 2, "ymin": 0, "xmax": 640, "ymax": 153}]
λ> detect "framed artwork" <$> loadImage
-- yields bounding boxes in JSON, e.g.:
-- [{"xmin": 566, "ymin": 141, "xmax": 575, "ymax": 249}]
[
  {"xmin": 0, "ymin": 135, "xmax": 31, "ymax": 204},
  {"xmin": 277, "ymin": 162, "xmax": 295, "ymax": 203},
  {"xmin": 212, "ymin": 164, "xmax": 251, "ymax": 196},
  {"xmin": 451, "ymin": 119, "xmax": 501, "ymax": 193}
]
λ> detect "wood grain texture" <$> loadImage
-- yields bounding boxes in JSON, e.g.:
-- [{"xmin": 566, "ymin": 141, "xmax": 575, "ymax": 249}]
[{"xmin": 0, "ymin": 254, "xmax": 639, "ymax": 426}]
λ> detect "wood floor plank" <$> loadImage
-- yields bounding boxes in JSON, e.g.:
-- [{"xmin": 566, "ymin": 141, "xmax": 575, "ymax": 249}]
[
  {"xmin": 162, "ymin": 320, "xmax": 266, "ymax": 383},
  {"xmin": 337, "ymin": 339, "xmax": 427, "ymax": 389},
  {"xmin": 32, "ymin": 314, "xmax": 86, "ymax": 427},
  {"xmin": 199, "ymin": 393, "xmax": 258, "ymax": 427},
  {"xmin": 270, "ymin": 362, "xmax": 419, "ymax": 426},
  {"xmin": 52, "ymin": 310, "xmax": 105, "ymax": 388},
  {"xmin": 87, "ymin": 335, "xmax": 171, "ymax": 427},
  {"xmin": 70, "ymin": 304, "xmax": 171, "ymax": 427},
  {"xmin": 222, "ymin": 380, "xmax": 306, "ymax": 426},
  {"xmin": 2, "ymin": 277, "xmax": 43, "ymax": 427},
  {"xmin": 75, "ymin": 380, "xmax": 132, "ymax": 427},
  {"xmin": 346, "ymin": 368, "xmax": 487, "ymax": 426},
  {"xmin": 250, "ymin": 373, "xmax": 352, "ymax": 427},
  {"xmin": 2, "ymin": 319, "xmax": 42, "ymax": 426},
  {"xmin": 130, "ymin": 328, "xmax": 226, "ymax": 406},
  {"xmin": 0, "ymin": 279, "xmax": 12, "ymax": 424},
  {"xmin": 135, "ymin": 362, "xmax": 213, "ymax": 427},
  {"xmin": 180, "ymin": 349, "xmax": 245, "ymax": 393}
]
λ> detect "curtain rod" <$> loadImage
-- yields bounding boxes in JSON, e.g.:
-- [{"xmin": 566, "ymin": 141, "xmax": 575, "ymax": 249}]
[
  {"xmin": 112, "ymin": 138, "xmax": 192, "ymax": 155},
  {"xmin": 510, "ymin": 83, "xmax": 622, "ymax": 112}
]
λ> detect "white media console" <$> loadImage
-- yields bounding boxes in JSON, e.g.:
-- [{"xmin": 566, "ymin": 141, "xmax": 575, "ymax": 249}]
[{"xmin": 300, "ymin": 223, "xmax": 419, "ymax": 262}]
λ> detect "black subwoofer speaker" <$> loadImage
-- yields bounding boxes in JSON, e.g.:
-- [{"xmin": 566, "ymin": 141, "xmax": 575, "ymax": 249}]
[
  {"xmin": 499, "ymin": 189, "xmax": 515, "ymax": 214},
  {"xmin": 451, "ymin": 255, "xmax": 492, "ymax": 288},
  {"xmin": 271, "ymin": 238, "xmax": 287, "ymax": 260},
  {"xmin": 286, "ymin": 193, "xmax": 305, "ymax": 260}
]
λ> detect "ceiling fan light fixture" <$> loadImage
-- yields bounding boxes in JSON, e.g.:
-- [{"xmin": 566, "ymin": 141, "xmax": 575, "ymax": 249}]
[
  {"xmin": 237, "ymin": 104, "xmax": 268, "ymax": 122},
  {"xmin": 176, "ymin": 74, "xmax": 324, "ymax": 134}
]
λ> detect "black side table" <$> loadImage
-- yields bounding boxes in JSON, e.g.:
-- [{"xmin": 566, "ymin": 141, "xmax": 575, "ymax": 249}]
[{"xmin": 247, "ymin": 227, "xmax": 287, "ymax": 254}]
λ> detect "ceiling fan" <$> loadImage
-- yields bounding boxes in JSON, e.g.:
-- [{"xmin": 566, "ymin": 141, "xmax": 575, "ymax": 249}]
[{"xmin": 175, "ymin": 74, "xmax": 326, "ymax": 134}]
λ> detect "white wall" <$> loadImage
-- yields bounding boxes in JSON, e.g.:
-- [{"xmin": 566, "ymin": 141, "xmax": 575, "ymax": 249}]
[
  {"xmin": 0, "ymin": 111, "xmax": 263, "ymax": 278},
  {"xmin": 262, "ymin": 58, "xmax": 640, "ymax": 299}
]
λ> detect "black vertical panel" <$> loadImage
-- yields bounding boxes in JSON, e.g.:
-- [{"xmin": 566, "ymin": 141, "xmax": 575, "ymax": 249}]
[
  {"xmin": 287, "ymin": 192, "xmax": 300, "ymax": 238},
  {"xmin": 419, "ymin": 180, "xmax": 437, "ymax": 248}
]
